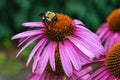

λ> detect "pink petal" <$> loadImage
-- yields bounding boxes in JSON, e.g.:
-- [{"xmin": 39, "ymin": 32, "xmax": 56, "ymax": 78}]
[
  {"xmin": 32, "ymin": 40, "xmax": 47, "ymax": 72},
  {"xmin": 12, "ymin": 30, "xmax": 43, "ymax": 39},
  {"xmin": 70, "ymin": 75, "xmax": 77, "ymax": 80},
  {"xmin": 74, "ymin": 67, "xmax": 92, "ymax": 77},
  {"xmin": 107, "ymin": 75, "xmax": 114, "ymax": 80},
  {"xmin": 69, "ymin": 36, "xmax": 94, "ymax": 58},
  {"xmin": 64, "ymin": 40, "xmax": 81, "ymax": 70},
  {"xmin": 96, "ymin": 23, "xmax": 108, "ymax": 34},
  {"xmin": 59, "ymin": 42, "xmax": 73, "ymax": 77},
  {"xmin": 87, "ymin": 65, "xmax": 106, "ymax": 80},
  {"xmin": 22, "ymin": 22, "xmax": 44, "ymax": 27},
  {"xmin": 26, "ymin": 38, "xmax": 47, "ymax": 67},
  {"xmin": 98, "ymin": 26, "xmax": 109, "ymax": 40},
  {"xmin": 37, "ymin": 42, "xmax": 55, "ymax": 75},
  {"xmin": 75, "ymin": 47, "xmax": 92, "ymax": 63},
  {"xmin": 101, "ymin": 30, "xmax": 112, "ymax": 42},
  {"xmin": 94, "ymin": 70, "xmax": 108, "ymax": 80},
  {"xmin": 73, "ymin": 19, "xmax": 84, "ymax": 25},
  {"xmin": 18, "ymin": 36, "xmax": 31, "ymax": 47},
  {"xmin": 104, "ymin": 36, "xmax": 112, "ymax": 50},
  {"xmin": 97, "ymin": 72, "xmax": 110, "ymax": 80},
  {"xmin": 49, "ymin": 41, "xmax": 56, "ymax": 71},
  {"xmin": 76, "ymin": 33, "xmax": 104, "ymax": 57},
  {"xmin": 16, "ymin": 35, "xmax": 42, "ymax": 57},
  {"xmin": 75, "ymin": 25, "xmax": 90, "ymax": 32},
  {"xmin": 32, "ymin": 56, "xmax": 40, "ymax": 72},
  {"xmin": 75, "ymin": 28, "xmax": 100, "ymax": 42}
]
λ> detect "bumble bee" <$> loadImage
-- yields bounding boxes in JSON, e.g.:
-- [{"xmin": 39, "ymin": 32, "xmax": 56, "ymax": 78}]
[{"xmin": 40, "ymin": 11, "xmax": 57, "ymax": 23}]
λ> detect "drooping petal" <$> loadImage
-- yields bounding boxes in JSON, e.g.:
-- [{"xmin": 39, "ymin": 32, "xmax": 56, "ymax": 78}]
[
  {"xmin": 96, "ymin": 23, "xmax": 108, "ymax": 34},
  {"xmin": 59, "ymin": 42, "xmax": 73, "ymax": 77},
  {"xmin": 49, "ymin": 41, "xmax": 56, "ymax": 71},
  {"xmin": 26, "ymin": 38, "xmax": 48, "ymax": 67},
  {"xmin": 16, "ymin": 35, "xmax": 42, "ymax": 57},
  {"xmin": 100, "ymin": 72, "xmax": 111, "ymax": 80},
  {"xmin": 69, "ymin": 36, "xmax": 94, "ymax": 58},
  {"xmin": 18, "ymin": 36, "xmax": 31, "ymax": 47},
  {"xmin": 74, "ymin": 46, "xmax": 92, "ymax": 63},
  {"xmin": 75, "ymin": 25, "xmax": 90, "ymax": 32},
  {"xmin": 98, "ymin": 26, "xmax": 109, "ymax": 40},
  {"xmin": 22, "ymin": 22, "xmax": 44, "ymax": 27},
  {"xmin": 101, "ymin": 30, "xmax": 112, "ymax": 42},
  {"xmin": 32, "ymin": 39, "xmax": 48, "ymax": 72},
  {"xmin": 12, "ymin": 30, "xmax": 43, "ymax": 39},
  {"xmin": 75, "ymin": 27, "xmax": 100, "ymax": 42},
  {"xmin": 75, "ymin": 32, "xmax": 104, "ymax": 57},
  {"xmin": 64, "ymin": 40, "xmax": 81, "ymax": 70},
  {"xmin": 94, "ymin": 70, "xmax": 108, "ymax": 80},
  {"xmin": 87, "ymin": 65, "xmax": 106, "ymax": 80},
  {"xmin": 37, "ymin": 42, "xmax": 56, "ymax": 75},
  {"xmin": 73, "ymin": 19, "xmax": 84, "ymax": 25},
  {"xmin": 32, "ymin": 56, "xmax": 40, "ymax": 72},
  {"xmin": 74, "ymin": 67, "xmax": 92, "ymax": 80}
]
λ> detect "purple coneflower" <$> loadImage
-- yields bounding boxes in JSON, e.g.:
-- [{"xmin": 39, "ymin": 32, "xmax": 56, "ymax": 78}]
[
  {"xmin": 12, "ymin": 11, "xmax": 104, "ymax": 77},
  {"xmin": 96, "ymin": 8, "xmax": 120, "ymax": 50},
  {"xmin": 79, "ymin": 41, "xmax": 120, "ymax": 80}
]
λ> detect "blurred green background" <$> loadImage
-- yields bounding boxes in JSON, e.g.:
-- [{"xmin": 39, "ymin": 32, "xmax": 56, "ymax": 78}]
[{"xmin": 0, "ymin": 0, "xmax": 120, "ymax": 80}]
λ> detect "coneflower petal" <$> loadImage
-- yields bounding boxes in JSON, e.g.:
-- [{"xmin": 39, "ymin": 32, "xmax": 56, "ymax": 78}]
[
  {"xmin": 94, "ymin": 70, "xmax": 108, "ymax": 80},
  {"xmin": 49, "ymin": 41, "xmax": 56, "ymax": 71},
  {"xmin": 87, "ymin": 65, "xmax": 106, "ymax": 80},
  {"xmin": 32, "ymin": 40, "xmax": 47, "ymax": 72},
  {"xmin": 98, "ymin": 27, "xmax": 109, "ymax": 40},
  {"xmin": 59, "ymin": 42, "xmax": 73, "ymax": 77},
  {"xmin": 101, "ymin": 30, "xmax": 112, "ymax": 42},
  {"xmin": 96, "ymin": 23, "xmax": 107, "ymax": 34},
  {"xmin": 69, "ymin": 36, "xmax": 94, "ymax": 58},
  {"xmin": 64, "ymin": 40, "xmax": 81, "ymax": 70},
  {"xmin": 22, "ymin": 22, "xmax": 44, "ymax": 27},
  {"xmin": 37, "ymin": 42, "xmax": 56, "ymax": 75},
  {"xmin": 32, "ymin": 55, "xmax": 40, "ymax": 72},
  {"xmin": 18, "ymin": 36, "xmax": 31, "ymax": 47},
  {"xmin": 73, "ymin": 19, "xmax": 84, "ymax": 25},
  {"xmin": 16, "ymin": 35, "xmax": 42, "ymax": 58},
  {"xmin": 100, "ymin": 72, "xmax": 111, "ymax": 80},
  {"xmin": 26, "ymin": 38, "xmax": 47, "ymax": 67},
  {"xmin": 11, "ymin": 30, "xmax": 43, "ymax": 39},
  {"xmin": 74, "ymin": 46, "xmax": 92, "ymax": 63}
]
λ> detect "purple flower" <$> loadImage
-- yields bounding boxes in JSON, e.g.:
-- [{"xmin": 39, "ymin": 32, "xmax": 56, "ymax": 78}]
[
  {"xmin": 96, "ymin": 8, "xmax": 120, "ymax": 50},
  {"xmin": 12, "ymin": 11, "xmax": 104, "ymax": 77},
  {"xmin": 79, "ymin": 41, "xmax": 120, "ymax": 80}
]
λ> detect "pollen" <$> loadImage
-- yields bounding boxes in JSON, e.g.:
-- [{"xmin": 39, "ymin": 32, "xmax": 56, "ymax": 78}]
[
  {"xmin": 44, "ymin": 13, "xmax": 74, "ymax": 41},
  {"xmin": 105, "ymin": 41, "xmax": 120, "ymax": 78},
  {"xmin": 107, "ymin": 8, "xmax": 120, "ymax": 32},
  {"xmin": 45, "ymin": 47, "xmax": 65, "ymax": 76}
]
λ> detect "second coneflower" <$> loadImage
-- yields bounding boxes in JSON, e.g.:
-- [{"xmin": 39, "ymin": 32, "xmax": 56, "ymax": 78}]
[
  {"xmin": 79, "ymin": 41, "xmax": 120, "ymax": 80},
  {"xmin": 12, "ymin": 11, "xmax": 104, "ymax": 78},
  {"xmin": 96, "ymin": 8, "xmax": 120, "ymax": 50}
]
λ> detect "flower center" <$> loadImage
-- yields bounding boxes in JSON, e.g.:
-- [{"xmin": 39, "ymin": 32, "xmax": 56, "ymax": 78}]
[
  {"xmin": 45, "ymin": 47, "xmax": 65, "ymax": 76},
  {"xmin": 107, "ymin": 8, "xmax": 120, "ymax": 32},
  {"xmin": 44, "ymin": 12, "xmax": 74, "ymax": 41},
  {"xmin": 105, "ymin": 41, "xmax": 120, "ymax": 78}
]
